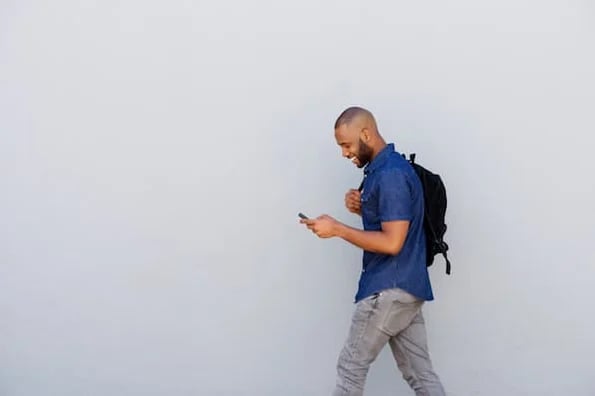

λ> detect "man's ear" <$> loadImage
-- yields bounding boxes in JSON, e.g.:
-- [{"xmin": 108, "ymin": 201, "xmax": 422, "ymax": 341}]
[{"xmin": 361, "ymin": 128, "xmax": 371, "ymax": 142}]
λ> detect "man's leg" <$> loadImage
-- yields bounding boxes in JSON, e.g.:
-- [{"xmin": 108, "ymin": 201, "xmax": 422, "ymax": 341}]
[
  {"xmin": 332, "ymin": 293, "xmax": 391, "ymax": 396},
  {"xmin": 389, "ymin": 310, "xmax": 446, "ymax": 396},
  {"xmin": 388, "ymin": 336, "xmax": 423, "ymax": 392},
  {"xmin": 333, "ymin": 288, "xmax": 427, "ymax": 396}
]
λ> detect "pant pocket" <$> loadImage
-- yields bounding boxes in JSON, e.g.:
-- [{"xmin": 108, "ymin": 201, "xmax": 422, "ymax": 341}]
[{"xmin": 379, "ymin": 299, "xmax": 422, "ymax": 336}]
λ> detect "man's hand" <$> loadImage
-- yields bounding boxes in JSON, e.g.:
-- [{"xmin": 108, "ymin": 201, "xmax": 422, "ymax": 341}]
[
  {"xmin": 300, "ymin": 215, "xmax": 341, "ymax": 238},
  {"xmin": 345, "ymin": 189, "xmax": 361, "ymax": 215}
]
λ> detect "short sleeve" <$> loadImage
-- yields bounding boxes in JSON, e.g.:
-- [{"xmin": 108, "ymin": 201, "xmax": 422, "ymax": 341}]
[{"xmin": 377, "ymin": 169, "xmax": 413, "ymax": 222}]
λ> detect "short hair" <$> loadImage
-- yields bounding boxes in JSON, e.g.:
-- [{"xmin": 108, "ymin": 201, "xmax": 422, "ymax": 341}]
[{"xmin": 334, "ymin": 106, "xmax": 374, "ymax": 129}]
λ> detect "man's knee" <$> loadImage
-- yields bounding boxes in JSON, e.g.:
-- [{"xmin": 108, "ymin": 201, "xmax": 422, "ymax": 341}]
[
  {"xmin": 334, "ymin": 347, "xmax": 371, "ymax": 395},
  {"xmin": 337, "ymin": 351, "xmax": 367, "ymax": 382}
]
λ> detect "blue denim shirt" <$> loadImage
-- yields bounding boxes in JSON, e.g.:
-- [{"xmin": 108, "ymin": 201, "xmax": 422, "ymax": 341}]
[{"xmin": 354, "ymin": 143, "xmax": 434, "ymax": 303}]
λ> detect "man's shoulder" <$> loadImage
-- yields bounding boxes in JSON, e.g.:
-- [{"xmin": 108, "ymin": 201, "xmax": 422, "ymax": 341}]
[
  {"xmin": 378, "ymin": 154, "xmax": 417, "ymax": 181},
  {"xmin": 374, "ymin": 155, "xmax": 423, "ymax": 199}
]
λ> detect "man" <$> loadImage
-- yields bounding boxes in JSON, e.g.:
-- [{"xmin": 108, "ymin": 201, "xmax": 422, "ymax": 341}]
[{"xmin": 300, "ymin": 107, "xmax": 446, "ymax": 396}]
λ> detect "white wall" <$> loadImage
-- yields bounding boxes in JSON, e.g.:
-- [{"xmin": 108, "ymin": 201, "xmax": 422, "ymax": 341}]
[{"xmin": 1, "ymin": 1, "xmax": 594, "ymax": 395}]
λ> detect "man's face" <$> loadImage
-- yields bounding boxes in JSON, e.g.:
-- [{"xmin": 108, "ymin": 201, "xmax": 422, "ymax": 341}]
[{"xmin": 335, "ymin": 124, "xmax": 374, "ymax": 168}]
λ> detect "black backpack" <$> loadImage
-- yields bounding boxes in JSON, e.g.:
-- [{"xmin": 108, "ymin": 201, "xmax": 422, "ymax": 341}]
[
  {"xmin": 406, "ymin": 153, "xmax": 451, "ymax": 275},
  {"xmin": 358, "ymin": 153, "xmax": 452, "ymax": 275}
]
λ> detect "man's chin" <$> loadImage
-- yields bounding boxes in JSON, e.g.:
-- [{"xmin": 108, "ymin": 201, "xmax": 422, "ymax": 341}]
[
  {"xmin": 356, "ymin": 159, "xmax": 368, "ymax": 168},
  {"xmin": 349, "ymin": 157, "xmax": 367, "ymax": 168}
]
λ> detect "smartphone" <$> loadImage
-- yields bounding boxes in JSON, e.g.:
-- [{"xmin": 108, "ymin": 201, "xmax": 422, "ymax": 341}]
[{"xmin": 298, "ymin": 212, "xmax": 309, "ymax": 220}]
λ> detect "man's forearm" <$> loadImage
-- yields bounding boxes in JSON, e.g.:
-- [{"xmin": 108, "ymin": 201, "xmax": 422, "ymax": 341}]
[{"xmin": 334, "ymin": 223, "xmax": 401, "ymax": 255}]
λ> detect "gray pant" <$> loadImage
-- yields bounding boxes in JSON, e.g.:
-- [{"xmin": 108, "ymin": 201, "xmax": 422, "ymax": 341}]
[{"xmin": 333, "ymin": 288, "xmax": 446, "ymax": 396}]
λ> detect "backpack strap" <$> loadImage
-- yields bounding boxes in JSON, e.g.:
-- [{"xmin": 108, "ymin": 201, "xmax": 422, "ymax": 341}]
[
  {"xmin": 358, "ymin": 178, "xmax": 364, "ymax": 192},
  {"xmin": 358, "ymin": 172, "xmax": 367, "ymax": 192},
  {"xmin": 443, "ymin": 251, "xmax": 451, "ymax": 275},
  {"xmin": 425, "ymin": 212, "xmax": 452, "ymax": 275}
]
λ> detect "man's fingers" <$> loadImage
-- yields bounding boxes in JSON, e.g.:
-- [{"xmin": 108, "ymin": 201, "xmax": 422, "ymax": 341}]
[
  {"xmin": 346, "ymin": 194, "xmax": 361, "ymax": 204},
  {"xmin": 300, "ymin": 219, "xmax": 317, "ymax": 230},
  {"xmin": 346, "ymin": 199, "xmax": 361, "ymax": 214},
  {"xmin": 347, "ymin": 200, "xmax": 361, "ymax": 209},
  {"xmin": 347, "ymin": 195, "xmax": 361, "ymax": 204},
  {"xmin": 345, "ymin": 189, "xmax": 360, "ymax": 198}
]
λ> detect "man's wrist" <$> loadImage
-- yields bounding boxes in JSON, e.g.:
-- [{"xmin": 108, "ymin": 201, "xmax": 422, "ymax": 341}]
[{"xmin": 333, "ymin": 221, "xmax": 348, "ymax": 238}]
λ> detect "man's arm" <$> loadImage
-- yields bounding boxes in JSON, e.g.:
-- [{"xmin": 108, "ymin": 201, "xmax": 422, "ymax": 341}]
[
  {"xmin": 301, "ymin": 215, "xmax": 409, "ymax": 256},
  {"xmin": 335, "ymin": 220, "xmax": 409, "ymax": 255}
]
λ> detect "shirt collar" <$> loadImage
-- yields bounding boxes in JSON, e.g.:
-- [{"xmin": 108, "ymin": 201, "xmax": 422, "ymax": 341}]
[{"xmin": 364, "ymin": 143, "xmax": 395, "ymax": 175}]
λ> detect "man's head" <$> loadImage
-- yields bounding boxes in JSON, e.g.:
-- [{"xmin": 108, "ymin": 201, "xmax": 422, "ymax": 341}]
[{"xmin": 334, "ymin": 106, "xmax": 385, "ymax": 168}]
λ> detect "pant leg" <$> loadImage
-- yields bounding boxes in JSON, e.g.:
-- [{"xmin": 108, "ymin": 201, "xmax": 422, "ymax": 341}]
[
  {"xmin": 388, "ymin": 336, "xmax": 422, "ymax": 392},
  {"xmin": 333, "ymin": 293, "xmax": 391, "ymax": 396},
  {"xmin": 389, "ymin": 310, "xmax": 446, "ymax": 396},
  {"xmin": 333, "ymin": 289, "xmax": 426, "ymax": 396}
]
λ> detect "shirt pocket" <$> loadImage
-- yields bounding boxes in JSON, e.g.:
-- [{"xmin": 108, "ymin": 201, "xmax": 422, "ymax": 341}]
[{"xmin": 360, "ymin": 190, "xmax": 379, "ymax": 226}]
